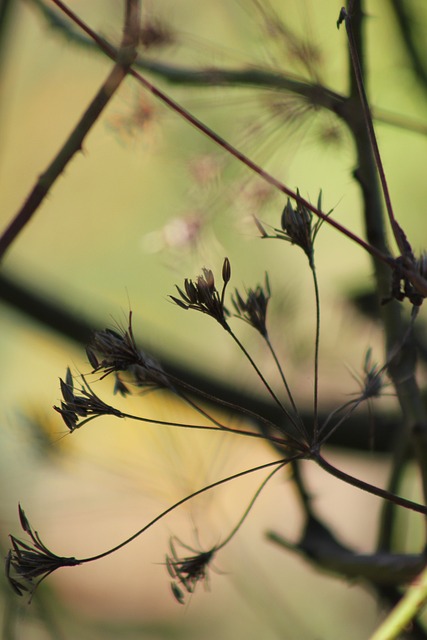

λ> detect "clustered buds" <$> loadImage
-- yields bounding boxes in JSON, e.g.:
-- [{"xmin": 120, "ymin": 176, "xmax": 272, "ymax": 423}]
[
  {"xmin": 86, "ymin": 313, "xmax": 170, "ymax": 391},
  {"xmin": 6, "ymin": 505, "xmax": 80, "ymax": 600},
  {"xmin": 166, "ymin": 539, "xmax": 215, "ymax": 604},
  {"xmin": 170, "ymin": 257, "xmax": 231, "ymax": 329},
  {"xmin": 359, "ymin": 349, "xmax": 384, "ymax": 401},
  {"xmin": 232, "ymin": 274, "xmax": 271, "ymax": 337},
  {"xmin": 386, "ymin": 257, "xmax": 425, "ymax": 307},
  {"xmin": 54, "ymin": 367, "xmax": 123, "ymax": 432},
  {"xmin": 280, "ymin": 195, "xmax": 317, "ymax": 264},
  {"xmin": 255, "ymin": 191, "xmax": 325, "ymax": 268}
]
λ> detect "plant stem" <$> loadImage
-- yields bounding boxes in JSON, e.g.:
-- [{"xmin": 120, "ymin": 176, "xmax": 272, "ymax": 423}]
[
  {"xmin": 369, "ymin": 564, "xmax": 427, "ymax": 640},
  {"xmin": 376, "ymin": 433, "xmax": 411, "ymax": 552},
  {"xmin": 341, "ymin": 1, "xmax": 427, "ymax": 517},
  {"xmin": 216, "ymin": 461, "xmax": 289, "ymax": 550},
  {"xmin": 159, "ymin": 366, "xmax": 298, "ymax": 445},
  {"xmin": 341, "ymin": 4, "xmax": 402, "ymax": 252},
  {"xmin": 264, "ymin": 334, "xmax": 303, "ymax": 426},
  {"xmin": 228, "ymin": 328, "xmax": 303, "ymax": 437},
  {"xmin": 47, "ymin": 1, "xmax": 405, "ymax": 279},
  {"xmin": 77, "ymin": 456, "xmax": 295, "ymax": 564},
  {"xmin": 120, "ymin": 403, "xmax": 291, "ymax": 447},
  {"xmin": 311, "ymin": 265, "xmax": 321, "ymax": 440},
  {"xmin": 315, "ymin": 453, "xmax": 427, "ymax": 516}
]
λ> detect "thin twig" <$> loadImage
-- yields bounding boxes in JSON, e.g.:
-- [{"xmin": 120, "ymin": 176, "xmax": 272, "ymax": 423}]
[
  {"xmin": 77, "ymin": 456, "xmax": 297, "ymax": 563},
  {"xmin": 340, "ymin": 6, "xmax": 402, "ymax": 252},
  {"xmin": 45, "ymin": 3, "xmax": 397, "ymax": 270},
  {"xmin": 0, "ymin": 0, "xmax": 140, "ymax": 261},
  {"xmin": 48, "ymin": 1, "xmax": 427, "ymax": 302}
]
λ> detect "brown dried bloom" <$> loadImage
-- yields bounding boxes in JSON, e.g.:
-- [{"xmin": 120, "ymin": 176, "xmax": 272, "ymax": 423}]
[
  {"xmin": 54, "ymin": 367, "xmax": 123, "ymax": 432},
  {"xmin": 170, "ymin": 258, "xmax": 231, "ymax": 329},
  {"xmin": 86, "ymin": 313, "xmax": 170, "ymax": 390},
  {"xmin": 359, "ymin": 349, "xmax": 384, "ymax": 401},
  {"xmin": 345, "ymin": 349, "xmax": 385, "ymax": 405},
  {"xmin": 386, "ymin": 256, "xmax": 425, "ymax": 307},
  {"xmin": 166, "ymin": 538, "xmax": 215, "ymax": 605},
  {"xmin": 232, "ymin": 274, "xmax": 271, "ymax": 337},
  {"xmin": 6, "ymin": 505, "xmax": 80, "ymax": 599},
  {"xmin": 279, "ymin": 192, "xmax": 322, "ymax": 265},
  {"xmin": 256, "ymin": 191, "xmax": 326, "ymax": 267}
]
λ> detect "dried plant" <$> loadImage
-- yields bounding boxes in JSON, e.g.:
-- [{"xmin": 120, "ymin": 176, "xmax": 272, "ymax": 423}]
[{"xmin": 3, "ymin": 1, "xmax": 427, "ymax": 639}]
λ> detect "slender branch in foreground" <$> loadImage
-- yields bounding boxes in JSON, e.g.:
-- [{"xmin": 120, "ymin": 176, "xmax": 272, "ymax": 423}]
[
  {"xmin": 228, "ymin": 329, "xmax": 299, "ymax": 429},
  {"xmin": 314, "ymin": 452, "xmax": 427, "ymax": 516},
  {"xmin": 215, "ymin": 462, "xmax": 288, "ymax": 551},
  {"xmin": 7, "ymin": 1, "xmax": 420, "ymax": 301},
  {"xmin": 311, "ymin": 265, "xmax": 321, "ymax": 440},
  {"xmin": 79, "ymin": 457, "xmax": 296, "ymax": 563},
  {"xmin": 47, "ymin": 2, "xmax": 403, "ymax": 277},
  {"xmin": 54, "ymin": 368, "xmax": 292, "ymax": 447},
  {"xmin": 0, "ymin": 0, "xmax": 141, "ymax": 261},
  {"xmin": 31, "ymin": 0, "xmax": 427, "ymax": 138}
]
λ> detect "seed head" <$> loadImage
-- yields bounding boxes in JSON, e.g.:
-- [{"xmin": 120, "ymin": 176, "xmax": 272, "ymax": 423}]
[
  {"xmin": 256, "ymin": 191, "xmax": 326, "ymax": 267},
  {"xmin": 166, "ymin": 538, "xmax": 215, "ymax": 605},
  {"xmin": 54, "ymin": 368, "xmax": 123, "ymax": 432},
  {"xmin": 6, "ymin": 505, "xmax": 80, "ymax": 600},
  {"xmin": 280, "ymin": 193, "xmax": 318, "ymax": 264},
  {"xmin": 86, "ymin": 312, "xmax": 170, "ymax": 390},
  {"xmin": 170, "ymin": 258, "xmax": 231, "ymax": 329},
  {"xmin": 348, "ymin": 349, "xmax": 385, "ymax": 403},
  {"xmin": 360, "ymin": 349, "xmax": 384, "ymax": 400},
  {"xmin": 232, "ymin": 274, "xmax": 271, "ymax": 337}
]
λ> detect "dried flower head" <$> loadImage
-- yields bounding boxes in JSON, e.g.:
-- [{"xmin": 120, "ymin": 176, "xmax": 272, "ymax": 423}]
[
  {"xmin": 6, "ymin": 505, "xmax": 80, "ymax": 600},
  {"xmin": 360, "ymin": 349, "xmax": 384, "ymax": 401},
  {"xmin": 348, "ymin": 348, "xmax": 385, "ymax": 402},
  {"xmin": 166, "ymin": 538, "xmax": 215, "ymax": 604},
  {"xmin": 86, "ymin": 312, "xmax": 170, "ymax": 390},
  {"xmin": 53, "ymin": 367, "xmax": 123, "ymax": 432},
  {"xmin": 385, "ymin": 255, "xmax": 425, "ymax": 307},
  {"xmin": 279, "ymin": 192, "xmax": 321, "ymax": 264},
  {"xmin": 232, "ymin": 274, "xmax": 271, "ymax": 337},
  {"xmin": 256, "ymin": 191, "xmax": 326, "ymax": 267},
  {"xmin": 170, "ymin": 258, "xmax": 231, "ymax": 329}
]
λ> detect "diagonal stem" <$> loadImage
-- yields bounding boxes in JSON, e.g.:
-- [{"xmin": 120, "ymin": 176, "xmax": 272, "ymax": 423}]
[
  {"xmin": 315, "ymin": 452, "xmax": 427, "ymax": 516},
  {"xmin": 340, "ymin": 3, "xmax": 402, "ymax": 252},
  {"xmin": 44, "ymin": 1, "xmax": 427, "ymax": 300},
  {"xmin": 0, "ymin": 0, "xmax": 141, "ymax": 261}
]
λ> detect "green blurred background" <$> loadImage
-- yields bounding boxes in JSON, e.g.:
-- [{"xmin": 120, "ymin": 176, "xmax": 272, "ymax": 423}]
[{"xmin": 1, "ymin": 1, "xmax": 427, "ymax": 638}]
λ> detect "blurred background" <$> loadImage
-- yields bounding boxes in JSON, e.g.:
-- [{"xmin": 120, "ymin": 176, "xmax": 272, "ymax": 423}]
[{"xmin": 1, "ymin": 0, "xmax": 427, "ymax": 638}]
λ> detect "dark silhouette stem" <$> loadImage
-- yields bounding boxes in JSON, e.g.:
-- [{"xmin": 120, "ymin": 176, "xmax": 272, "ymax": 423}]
[
  {"xmin": 78, "ymin": 456, "xmax": 296, "ymax": 563},
  {"xmin": 315, "ymin": 453, "xmax": 427, "ymax": 516}
]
